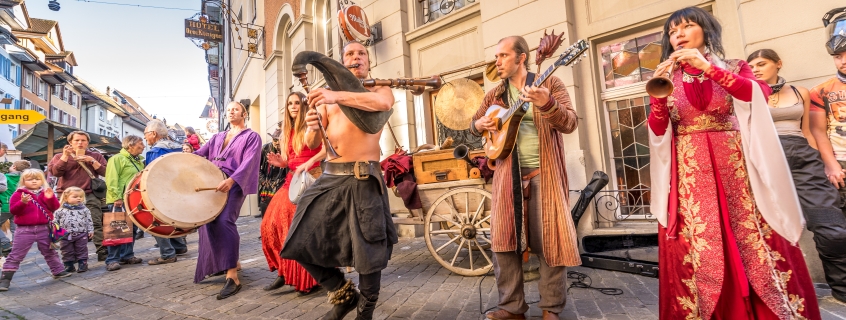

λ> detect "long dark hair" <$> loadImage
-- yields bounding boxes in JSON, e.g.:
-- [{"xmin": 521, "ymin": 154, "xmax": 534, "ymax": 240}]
[{"xmin": 660, "ymin": 7, "xmax": 725, "ymax": 60}]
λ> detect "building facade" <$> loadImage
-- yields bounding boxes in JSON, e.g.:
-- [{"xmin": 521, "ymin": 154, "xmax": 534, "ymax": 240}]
[
  {"xmin": 208, "ymin": 0, "xmax": 844, "ymax": 278},
  {"xmin": 75, "ymin": 78, "xmax": 127, "ymax": 138}
]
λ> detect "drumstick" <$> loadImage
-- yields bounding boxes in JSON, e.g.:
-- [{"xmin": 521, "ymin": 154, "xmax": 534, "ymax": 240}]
[{"xmin": 195, "ymin": 187, "xmax": 218, "ymax": 192}]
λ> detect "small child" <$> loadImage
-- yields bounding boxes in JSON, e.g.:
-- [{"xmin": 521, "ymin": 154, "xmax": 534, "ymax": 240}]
[
  {"xmin": 0, "ymin": 169, "xmax": 69, "ymax": 291},
  {"xmin": 53, "ymin": 187, "xmax": 93, "ymax": 273}
]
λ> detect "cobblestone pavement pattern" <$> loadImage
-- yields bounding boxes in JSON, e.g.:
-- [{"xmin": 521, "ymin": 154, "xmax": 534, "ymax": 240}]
[{"xmin": 0, "ymin": 218, "xmax": 844, "ymax": 319}]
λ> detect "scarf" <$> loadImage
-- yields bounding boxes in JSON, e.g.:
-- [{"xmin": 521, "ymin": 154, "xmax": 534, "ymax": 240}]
[
  {"xmin": 769, "ymin": 76, "xmax": 786, "ymax": 95},
  {"xmin": 837, "ymin": 71, "xmax": 846, "ymax": 84},
  {"xmin": 63, "ymin": 203, "xmax": 86, "ymax": 210}
]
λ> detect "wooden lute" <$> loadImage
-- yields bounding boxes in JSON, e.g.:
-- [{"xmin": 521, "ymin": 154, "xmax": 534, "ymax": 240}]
[{"xmin": 481, "ymin": 39, "xmax": 589, "ymax": 160}]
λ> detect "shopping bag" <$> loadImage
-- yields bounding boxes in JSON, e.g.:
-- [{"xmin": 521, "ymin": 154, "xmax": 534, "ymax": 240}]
[{"xmin": 103, "ymin": 206, "xmax": 133, "ymax": 246}]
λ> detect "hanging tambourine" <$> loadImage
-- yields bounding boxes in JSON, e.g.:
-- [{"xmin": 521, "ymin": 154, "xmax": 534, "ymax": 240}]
[{"xmin": 338, "ymin": 0, "xmax": 372, "ymax": 46}]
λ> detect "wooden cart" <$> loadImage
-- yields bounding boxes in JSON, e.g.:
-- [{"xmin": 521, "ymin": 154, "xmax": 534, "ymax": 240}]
[{"xmin": 390, "ymin": 149, "xmax": 494, "ymax": 276}]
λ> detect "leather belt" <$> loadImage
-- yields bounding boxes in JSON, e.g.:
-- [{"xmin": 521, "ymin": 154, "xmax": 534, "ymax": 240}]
[
  {"xmin": 323, "ymin": 161, "xmax": 381, "ymax": 181},
  {"xmin": 323, "ymin": 161, "xmax": 384, "ymax": 194}
]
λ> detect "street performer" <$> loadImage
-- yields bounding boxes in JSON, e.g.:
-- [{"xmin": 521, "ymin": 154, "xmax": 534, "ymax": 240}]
[
  {"xmin": 469, "ymin": 36, "xmax": 580, "ymax": 320},
  {"xmin": 193, "ymin": 101, "xmax": 262, "ymax": 300},
  {"xmin": 280, "ymin": 41, "xmax": 398, "ymax": 320}
]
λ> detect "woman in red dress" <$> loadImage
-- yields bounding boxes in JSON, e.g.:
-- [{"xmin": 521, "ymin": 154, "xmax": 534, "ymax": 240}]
[
  {"xmin": 648, "ymin": 7, "xmax": 821, "ymax": 320},
  {"xmin": 260, "ymin": 91, "xmax": 324, "ymax": 295}
]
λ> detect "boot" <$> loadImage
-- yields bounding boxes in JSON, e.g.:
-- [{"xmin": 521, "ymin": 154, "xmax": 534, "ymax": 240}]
[
  {"xmin": 263, "ymin": 276, "xmax": 286, "ymax": 291},
  {"xmin": 63, "ymin": 262, "xmax": 76, "ymax": 273},
  {"xmin": 0, "ymin": 271, "xmax": 14, "ymax": 291},
  {"xmin": 322, "ymin": 279, "xmax": 359, "ymax": 320},
  {"xmin": 77, "ymin": 260, "xmax": 88, "ymax": 273},
  {"xmin": 355, "ymin": 293, "xmax": 378, "ymax": 320}
]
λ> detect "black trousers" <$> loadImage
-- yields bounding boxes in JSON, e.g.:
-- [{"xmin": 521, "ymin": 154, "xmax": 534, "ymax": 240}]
[
  {"xmin": 299, "ymin": 261, "xmax": 381, "ymax": 301},
  {"xmin": 780, "ymin": 136, "xmax": 846, "ymax": 296}
]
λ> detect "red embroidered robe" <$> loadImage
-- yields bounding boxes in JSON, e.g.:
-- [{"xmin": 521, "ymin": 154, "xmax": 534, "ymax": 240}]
[{"xmin": 648, "ymin": 59, "xmax": 820, "ymax": 320}]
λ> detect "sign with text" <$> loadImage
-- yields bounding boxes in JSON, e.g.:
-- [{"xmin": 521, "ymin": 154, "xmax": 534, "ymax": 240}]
[
  {"xmin": 0, "ymin": 110, "xmax": 46, "ymax": 124},
  {"xmin": 185, "ymin": 19, "xmax": 223, "ymax": 42}
]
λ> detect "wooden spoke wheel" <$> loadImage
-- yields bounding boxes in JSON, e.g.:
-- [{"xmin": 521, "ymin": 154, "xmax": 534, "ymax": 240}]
[{"xmin": 424, "ymin": 187, "xmax": 493, "ymax": 276}]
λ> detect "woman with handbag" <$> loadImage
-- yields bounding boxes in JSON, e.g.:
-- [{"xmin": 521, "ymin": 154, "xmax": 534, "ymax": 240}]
[
  {"xmin": 260, "ymin": 91, "xmax": 324, "ymax": 295},
  {"xmin": 0, "ymin": 169, "xmax": 70, "ymax": 291},
  {"xmin": 48, "ymin": 131, "xmax": 108, "ymax": 261}
]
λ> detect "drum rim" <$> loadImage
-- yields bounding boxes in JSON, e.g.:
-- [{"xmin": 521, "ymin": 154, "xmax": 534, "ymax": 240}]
[
  {"xmin": 124, "ymin": 173, "xmax": 195, "ymax": 238},
  {"xmin": 138, "ymin": 153, "xmax": 227, "ymax": 229}
]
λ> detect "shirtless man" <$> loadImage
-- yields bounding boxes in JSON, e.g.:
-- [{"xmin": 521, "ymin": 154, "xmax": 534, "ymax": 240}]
[{"xmin": 280, "ymin": 41, "xmax": 398, "ymax": 320}]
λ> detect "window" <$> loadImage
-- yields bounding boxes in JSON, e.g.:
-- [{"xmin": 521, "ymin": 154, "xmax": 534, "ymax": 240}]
[
  {"xmin": 70, "ymin": 115, "xmax": 76, "ymax": 128},
  {"xmin": 597, "ymin": 29, "xmax": 665, "ymax": 220},
  {"xmin": 99, "ymin": 108, "xmax": 105, "ymax": 120},
  {"xmin": 600, "ymin": 31, "xmax": 662, "ymax": 89},
  {"xmin": 59, "ymin": 110, "xmax": 65, "ymax": 124},
  {"xmin": 36, "ymin": 106, "xmax": 45, "ymax": 116},
  {"xmin": 53, "ymin": 84, "xmax": 61, "ymax": 97},
  {"xmin": 38, "ymin": 80, "xmax": 47, "ymax": 98},
  {"xmin": 421, "ymin": 0, "xmax": 475, "ymax": 25},
  {"xmin": 24, "ymin": 71, "xmax": 32, "ymax": 90},
  {"xmin": 50, "ymin": 106, "xmax": 59, "ymax": 122},
  {"xmin": 23, "ymin": 99, "xmax": 31, "ymax": 110}
]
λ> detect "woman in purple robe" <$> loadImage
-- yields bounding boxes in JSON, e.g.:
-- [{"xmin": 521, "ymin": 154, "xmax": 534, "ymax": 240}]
[{"xmin": 193, "ymin": 101, "xmax": 262, "ymax": 300}]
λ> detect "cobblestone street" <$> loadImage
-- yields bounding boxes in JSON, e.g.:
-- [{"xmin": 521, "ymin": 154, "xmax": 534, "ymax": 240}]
[{"xmin": 0, "ymin": 217, "xmax": 844, "ymax": 320}]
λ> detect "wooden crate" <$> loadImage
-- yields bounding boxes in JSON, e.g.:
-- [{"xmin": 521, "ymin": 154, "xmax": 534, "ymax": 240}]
[{"xmin": 412, "ymin": 148, "xmax": 485, "ymax": 185}]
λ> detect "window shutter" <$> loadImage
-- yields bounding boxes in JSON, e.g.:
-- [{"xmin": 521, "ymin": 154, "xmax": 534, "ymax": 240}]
[
  {"xmin": 14, "ymin": 99, "xmax": 19, "ymax": 110},
  {"xmin": 15, "ymin": 65, "xmax": 20, "ymax": 86}
]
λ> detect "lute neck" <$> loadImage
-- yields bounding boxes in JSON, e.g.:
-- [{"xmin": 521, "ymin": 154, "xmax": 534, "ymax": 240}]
[{"xmin": 504, "ymin": 63, "xmax": 560, "ymax": 118}]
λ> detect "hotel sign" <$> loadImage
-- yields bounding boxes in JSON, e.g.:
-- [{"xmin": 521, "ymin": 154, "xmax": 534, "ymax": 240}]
[{"xmin": 185, "ymin": 19, "xmax": 223, "ymax": 42}]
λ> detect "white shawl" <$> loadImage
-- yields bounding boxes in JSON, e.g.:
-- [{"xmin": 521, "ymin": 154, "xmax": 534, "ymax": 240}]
[{"xmin": 648, "ymin": 59, "xmax": 805, "ymax": 245}]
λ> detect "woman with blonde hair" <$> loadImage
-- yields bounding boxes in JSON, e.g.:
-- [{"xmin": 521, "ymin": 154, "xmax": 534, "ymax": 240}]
[{"xmin": 260, "ymin": 91, "xmax": 324, "ymax": 295}]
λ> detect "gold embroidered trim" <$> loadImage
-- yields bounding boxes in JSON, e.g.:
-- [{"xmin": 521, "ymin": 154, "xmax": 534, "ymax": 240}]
[
  {"xmin": 675, "ymin": 135, "xmax": 707, "ymax": 320},
  {"xmin": 727, "ymin": 135, "xmax": 807, "ymax": 320},
  {"xmin": 676, "ymin": 114, "xmax": 734, "ymax": 135}
]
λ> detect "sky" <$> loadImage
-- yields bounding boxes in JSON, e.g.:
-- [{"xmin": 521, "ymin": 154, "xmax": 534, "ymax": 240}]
[{"xmin": 27, "ymin": 0, "xmax": 212, "ymax": 132}]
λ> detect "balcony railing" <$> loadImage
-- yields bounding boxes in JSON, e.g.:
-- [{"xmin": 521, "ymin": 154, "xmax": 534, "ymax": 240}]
[
  {"xmin": 589, "ymin": 188, "xmax": 655, "ymax": 223},
  {"xmin": 421, "ymin": 0, "xmax": 476, "ymax": 25}
]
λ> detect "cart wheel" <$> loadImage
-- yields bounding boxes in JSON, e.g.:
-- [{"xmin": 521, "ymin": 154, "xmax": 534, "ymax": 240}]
[{"xmin": 424, "ymin": 187, "xmax": 493, "ymax": 276}]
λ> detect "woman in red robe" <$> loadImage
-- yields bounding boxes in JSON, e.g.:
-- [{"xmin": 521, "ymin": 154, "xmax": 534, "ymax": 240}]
[
  {"xmin": 260, "ymin": 91, "xmax": 324, "ymax": 295},
  {"xmin": 648, "ymin": 7, "xmax": 821, "ymax": 320}
]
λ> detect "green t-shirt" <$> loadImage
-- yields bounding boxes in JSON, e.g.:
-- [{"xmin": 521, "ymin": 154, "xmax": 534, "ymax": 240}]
[
  {"xmin": 509, "ymin": 84, "xmax": 540, "ymax": 168},
  {"xmin": 1, "ymin": 172, "xmax": 19, "ymax": 213}
]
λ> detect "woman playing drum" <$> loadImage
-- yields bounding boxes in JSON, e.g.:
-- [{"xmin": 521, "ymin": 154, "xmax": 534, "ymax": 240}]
[{"xmin": 261, "ymin": 91, "xmax": 324, "ymax": 295}]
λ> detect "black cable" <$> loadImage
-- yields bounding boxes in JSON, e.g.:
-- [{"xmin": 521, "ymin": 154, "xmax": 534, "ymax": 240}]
[
  {"xmin": 567, "ymin": 270, "xmax": 624, "ymax": 295},
  {"xmin": 73, "ymin": 0, "xmax": 195, "ymax": 11}
]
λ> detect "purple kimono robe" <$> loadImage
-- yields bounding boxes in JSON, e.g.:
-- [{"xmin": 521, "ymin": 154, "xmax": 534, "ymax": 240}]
[{"xmin": 192, "ymin": 129, "xmax": 261, "ymax": 283}]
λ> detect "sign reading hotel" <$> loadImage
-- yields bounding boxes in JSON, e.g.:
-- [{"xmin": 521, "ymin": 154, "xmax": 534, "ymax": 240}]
[{"xmin": 185, "ymin": 19, "xmax": 223, "ymax": 42}]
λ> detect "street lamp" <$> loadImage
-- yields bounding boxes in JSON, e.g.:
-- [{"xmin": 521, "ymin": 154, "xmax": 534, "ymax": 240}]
[{"xmin": 48, "ymin": 0, "xmax": 60, "ymax": 11}]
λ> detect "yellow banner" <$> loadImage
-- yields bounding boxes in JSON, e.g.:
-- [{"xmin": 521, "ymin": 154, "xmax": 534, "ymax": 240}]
[{"xmin": 0, "ymin": 110, "xmax": 46, "ymax": 124}]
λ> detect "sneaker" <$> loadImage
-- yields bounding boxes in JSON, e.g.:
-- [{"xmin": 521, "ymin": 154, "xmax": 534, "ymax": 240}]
[
  {"xmin": 175, "ymin": 249, "xmax": 188, "ymax": 256},
  {"xmin": 147, "ymin": 257, "xmax": 177, "ymax": 265},
  {"xmin": 52, "ymin": 271, "xmax": 72, "ymax": 279},
  {"xmin": 119, "ymin": 257, "xmax": 143, "ymax": 265},
  {"xmin": 0, "ymin": 242, "xmax": 11, "ymax": 256},
  {"xmin": 106, "ymin": 262, "xmax": 121, "ymax": 271}
]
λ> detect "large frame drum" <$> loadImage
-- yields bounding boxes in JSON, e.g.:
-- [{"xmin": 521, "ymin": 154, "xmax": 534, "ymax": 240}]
[{"xmin": 124, "ymin": 153, "xmax": 228, "ymax": 238}]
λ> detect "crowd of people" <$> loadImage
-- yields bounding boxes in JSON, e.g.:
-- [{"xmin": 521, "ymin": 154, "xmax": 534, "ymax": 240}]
[{"xmin": 0, "ymin": 121, "xmax": 210, "ymax": 290}]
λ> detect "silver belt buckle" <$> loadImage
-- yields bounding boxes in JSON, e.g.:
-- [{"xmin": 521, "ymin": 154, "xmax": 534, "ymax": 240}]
[{"xmin": 353, "ymin": 161, "xmax": 370, "ymax": 181}]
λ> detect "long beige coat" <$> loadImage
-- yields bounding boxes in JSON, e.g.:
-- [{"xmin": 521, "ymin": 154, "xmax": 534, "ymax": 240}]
[{"xmin": 470, "ymin": 75, "xmax": 581, "ymax": 267}]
